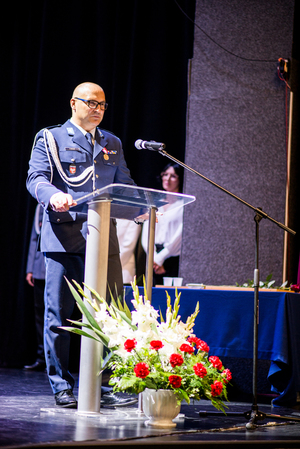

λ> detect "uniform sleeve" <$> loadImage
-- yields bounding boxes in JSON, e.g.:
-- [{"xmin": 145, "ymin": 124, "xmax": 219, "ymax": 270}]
[{"xmin": 26, "ymin": 132, "xmax": 62, "ymax": 208}]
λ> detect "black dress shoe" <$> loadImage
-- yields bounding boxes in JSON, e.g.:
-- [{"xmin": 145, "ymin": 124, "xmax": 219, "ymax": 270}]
[
  {"xmin": 101, "ymin": 392, "xmax": 138, "ymax": 408},
  {"xmin": 55, "ymin": 389, "xmax": 77, "ymax": 408},
  {"xmin": 23, "ymin": 361, "xmax": 46, "ymax": 372}
]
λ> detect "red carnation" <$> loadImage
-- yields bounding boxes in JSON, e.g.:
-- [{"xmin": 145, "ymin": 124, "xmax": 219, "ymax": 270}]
[
  {"xmin": 209, "ymin": 356, "xmax": 223, "ymax": 370},
  {"xmin": 150, "ymin": 340, "xmax": 164, "ymax": 351},
  {"xmin": 124, "ymin": 339, "xmax": 137, "ymax": 352},
  {"xmin": 187, "ymin": 337, "xmax": 210, "ymax": 352},
  {"xmin": 197, "ymin": 339, "xmax": 210, "ymax": 353},
  {"xmin": 211, "ymin": 380, "xmax": 223, "ymax": 397},
  {"xmin": 134, "ymin": 362, "xmax": 150, "ymax": 378},
  {"xmin": 222, "ymin": 368, "xmax": 232, "ymax": 383},
  {"xmin": 170, "ymin": 353, "xmax": 184, "ymax": 367},
  {"xmin": 169, "ymin": 375, "xmax": 182, "ymax": 388},
  {"xmin": 193, "ymin": 363, "xmax": 207, "ymax": 378},
  {"xmin": 179, "ymin": 343, "xmax": 194, "ymax": 354},
  {"xmin": 187, "ymin": 336, "xmax": 201, "ymax": 347}
]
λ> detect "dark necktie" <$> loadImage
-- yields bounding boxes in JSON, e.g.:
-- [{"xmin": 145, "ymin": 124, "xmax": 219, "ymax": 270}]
[{"xmin": 86, "ymin": 132, "xmax": 94, "ymax": 148}]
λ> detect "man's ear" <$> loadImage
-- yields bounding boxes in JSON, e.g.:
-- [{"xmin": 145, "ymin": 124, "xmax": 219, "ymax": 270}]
[{"xmin": 70, "ymin": 98, "xmax": 76, "ymax": 112}]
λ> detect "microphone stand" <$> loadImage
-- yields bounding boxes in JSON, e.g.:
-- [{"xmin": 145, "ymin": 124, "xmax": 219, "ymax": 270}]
[{"xmin": 156, "ymin": 148, "xmax": 300, "ymax": 428}]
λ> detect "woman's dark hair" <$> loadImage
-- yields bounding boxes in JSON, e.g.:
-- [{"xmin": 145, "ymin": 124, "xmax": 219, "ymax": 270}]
[{"xmin": 157, "ymin": 162, "xmax": 184, "ymax": 193}]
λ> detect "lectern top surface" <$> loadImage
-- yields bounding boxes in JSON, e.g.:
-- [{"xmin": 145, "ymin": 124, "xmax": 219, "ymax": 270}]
[{"xmin": 74, "ymin": 183, "xmax": 195, "ymax": 215}]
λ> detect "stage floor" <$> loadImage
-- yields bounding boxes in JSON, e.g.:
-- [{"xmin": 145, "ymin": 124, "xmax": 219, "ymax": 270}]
[{"xmin": 1, "ymin": 368, "xmax": 300, "ymax": 448}]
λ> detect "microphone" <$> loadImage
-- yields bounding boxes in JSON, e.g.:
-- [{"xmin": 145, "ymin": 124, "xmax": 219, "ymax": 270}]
[{"xmin": 135, "ymin": 139, "xmax": 166, "ymax": 151}]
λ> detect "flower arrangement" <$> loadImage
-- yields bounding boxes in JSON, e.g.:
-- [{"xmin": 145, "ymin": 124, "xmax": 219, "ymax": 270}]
[
  {"xmin": 63, "ymin": 278, "xmax": 232, "ymax": 412},
  {"xmin": 235, "ymin": 273, "xmax": 298, "ymax": 291}
]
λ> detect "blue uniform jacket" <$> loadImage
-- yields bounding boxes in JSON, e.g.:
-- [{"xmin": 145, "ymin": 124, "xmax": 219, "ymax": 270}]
[{"xmin": 26, "ymin": 120, "xmax": 135, "ymax": 254}]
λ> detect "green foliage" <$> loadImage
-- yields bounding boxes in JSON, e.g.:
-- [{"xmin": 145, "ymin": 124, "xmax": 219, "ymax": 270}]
[
  {"xmin": 107, "ymin": 347, "xmax": 229, "ymax": 413},
  {"xmin": 236, "ymin": 273, "xmax": 289, "ymax": 290}
]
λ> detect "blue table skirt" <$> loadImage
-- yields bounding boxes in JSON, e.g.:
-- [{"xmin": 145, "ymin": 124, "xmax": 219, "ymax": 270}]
[{"xmin": 124, "ymin": 286, "xmax": 300, "ymax": 407}]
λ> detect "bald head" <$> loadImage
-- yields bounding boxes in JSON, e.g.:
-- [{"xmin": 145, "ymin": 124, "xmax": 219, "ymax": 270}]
[
  {"xmin": 70, "ymin": 82, "xmax": 106, "ymax": 131},
  {"xmin": 72, "ymin": 82, "xmax": 104, "ymax": 99}
]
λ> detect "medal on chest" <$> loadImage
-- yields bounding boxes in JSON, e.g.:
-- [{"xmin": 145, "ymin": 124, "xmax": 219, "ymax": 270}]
[{"xmin": 102, "ymin": 147, "xmax": 117, "ymax": 161}]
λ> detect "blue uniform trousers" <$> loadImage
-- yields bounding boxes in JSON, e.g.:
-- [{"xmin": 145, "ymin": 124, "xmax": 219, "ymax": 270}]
[{"xmin": 44, "ymin": 252, "xmax": 85, "ymax": 394}]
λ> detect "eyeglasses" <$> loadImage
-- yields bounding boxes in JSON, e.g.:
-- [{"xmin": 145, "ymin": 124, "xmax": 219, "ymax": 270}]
[{"xmin": 74, "ymin": 97, "xmax": 108, "ymax": 111}]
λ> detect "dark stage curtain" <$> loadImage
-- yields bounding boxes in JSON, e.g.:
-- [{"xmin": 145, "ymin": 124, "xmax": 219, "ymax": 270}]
[{"xmin": 0, "ymin": 0, "xmax": 195, "ymax": 367}]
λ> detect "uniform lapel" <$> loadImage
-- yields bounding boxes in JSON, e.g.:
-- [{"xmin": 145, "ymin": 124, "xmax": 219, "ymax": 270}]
[
  {"xmin": 63, "ymin": 121, "xmax": 107, "ymax": 157},
  {"xmin": 94, "ymin": 129, "xmax": 107, "ymax": 158},
  {"xmin": 70, "ymin": 124, "xmax": 94, "ymax": 155}
]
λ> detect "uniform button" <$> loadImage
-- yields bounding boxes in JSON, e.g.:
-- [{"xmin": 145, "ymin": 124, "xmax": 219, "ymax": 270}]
[
  {"xmin": 96, "ymin": 174, "xmax": 99, "ymax": 178},
  {"xmin": 94, "ymin": 160, "xmax": 97, "ymax": 164},
  {"xmin": 57, "ymin": 218, "xmax": 61, "ymax": 222}
]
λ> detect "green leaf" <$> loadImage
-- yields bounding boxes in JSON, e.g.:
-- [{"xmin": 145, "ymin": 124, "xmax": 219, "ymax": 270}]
[
  {"xmin": 65, "ymin": 278, "xmax": 103, "ymax": 333},
  {"xmin": 92, "ymin": 328, "xmax": 111, "ymax": 346},
  {"xmin": 121, "ymin": 296, "xmax": 132, "ymax": 320},
  {"xmin": 60, "ymin": 326, "xmax": 101, "ymax": 342},
  {"xmin": 177, "ymin": 388, "xmax": 190, "ymax": 403},
  {"xmin": 117, "ymin": 375, "xmax": 139, "ymax": 391},
  {"xmin": 66, "ymin": 319, "xmax": 91, "ymax": 329},
  {"xmin": 145, "ymin": 377, "xmax": 158, "ymax": 389},
  {"xmin": 64, "ymin": 319, "xmax": 110, "ymax": 347}
]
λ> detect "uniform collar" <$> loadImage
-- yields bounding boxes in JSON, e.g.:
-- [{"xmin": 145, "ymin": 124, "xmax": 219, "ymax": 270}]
[
  {"xmin": 67, "ymin": 119, "xmax": 107, "ymax": 157},
  {"xmin": 69, "ymin": 118, "xmax": 96, "ymax": 139}
]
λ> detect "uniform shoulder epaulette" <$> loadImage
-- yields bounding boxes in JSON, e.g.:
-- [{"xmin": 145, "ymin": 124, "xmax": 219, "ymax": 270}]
[
  {"xmin": 45, "ymin": 124, "xmax": 62, "ymax": 130},
  {"xmin": 35, "ymin": 124, "xmax": 62, "ymax": 144},
  {"xmin": 98, "ymin": 127, "xmax": 117, "ymax": 137}
]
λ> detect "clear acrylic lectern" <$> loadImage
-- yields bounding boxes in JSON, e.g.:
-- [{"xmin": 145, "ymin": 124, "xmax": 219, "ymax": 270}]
[{"xmin": 74, "ymin": 183, "xmax": 195, "ymax": 414}]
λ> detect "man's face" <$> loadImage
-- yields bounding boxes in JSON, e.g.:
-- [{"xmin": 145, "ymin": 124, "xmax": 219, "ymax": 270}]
[{"xmin": 70, "ymin": 87, "xmax": 106, "ymax": 131}]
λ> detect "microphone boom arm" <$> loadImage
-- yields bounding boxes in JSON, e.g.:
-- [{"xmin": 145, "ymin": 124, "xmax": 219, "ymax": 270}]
[{"xmin": 157, "ymin": 148, "xmax": 295, "ymax": 235}]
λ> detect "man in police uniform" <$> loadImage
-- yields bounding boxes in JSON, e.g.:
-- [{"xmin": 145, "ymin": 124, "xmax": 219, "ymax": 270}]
[{"xmin": 26, "ymin": 82, "xmax": 137, "ymax": 408}]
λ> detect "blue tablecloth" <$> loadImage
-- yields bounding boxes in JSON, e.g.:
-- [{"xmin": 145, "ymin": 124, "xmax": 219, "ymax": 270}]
[{"xmin": 124, "ymin": 286, "xmax": 300, "ymax": 406}]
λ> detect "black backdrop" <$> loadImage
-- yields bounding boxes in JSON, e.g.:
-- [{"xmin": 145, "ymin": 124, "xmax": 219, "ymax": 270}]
[{"xmin": 0, "ymin": 0, "xmax": 195, "ymax": 367}]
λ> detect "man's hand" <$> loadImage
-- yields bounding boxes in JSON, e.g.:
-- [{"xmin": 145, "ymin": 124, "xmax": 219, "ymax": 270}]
[
  {"xmin": 26, "ymin": 272, "xmax": 34, "ymax": 287},
  {"xmin": 50, "ymin": 192, "xmax": 77, "ymax": 212}
]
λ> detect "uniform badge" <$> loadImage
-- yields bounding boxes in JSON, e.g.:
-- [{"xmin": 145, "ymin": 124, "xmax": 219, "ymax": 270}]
[
  {"xmin": 69, "ymin": 164, "xmax": 76, "ymax": 174},
  {"xmin": 104, "ymin": 154, "xmax": 109, "ymax": 161},
  {"xmin": 67, "ymin": 127, "xmax": 75, "ymax": 136}
]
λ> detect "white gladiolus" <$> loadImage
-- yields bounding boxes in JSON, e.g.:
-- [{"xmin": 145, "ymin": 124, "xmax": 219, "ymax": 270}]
[{"xmin": 93, "ymin": 284, "xmax": 197, "ymax": 358}]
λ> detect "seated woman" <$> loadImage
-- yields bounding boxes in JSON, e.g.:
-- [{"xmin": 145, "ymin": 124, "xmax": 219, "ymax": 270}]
[{"xmin": 141, "ymin": 162, "xmax": 184, "ymax": 285}]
